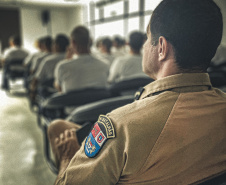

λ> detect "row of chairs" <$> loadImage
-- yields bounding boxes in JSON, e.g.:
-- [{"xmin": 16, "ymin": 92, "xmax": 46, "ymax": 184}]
[{"xmin": 2, "ymin": 59, "xmax": 226, "ymax": 184}]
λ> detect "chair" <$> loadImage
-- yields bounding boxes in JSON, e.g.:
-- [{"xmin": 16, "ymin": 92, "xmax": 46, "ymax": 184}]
[
  {"xmin": 208, "ymin": 70, "xmax": 226, "ymax": 88},
  {"xmin": 108, "ymin": 77, "xmax": 154, "ymax": 96},
  {"xmin": 67, "ymin": 95, "xmax": 134, "ymax": 125},
  {"xmin": 198, "ymin": 171, "xmax": 226, "ymax": 185},
  {"xmin": 38, "ymin": 88, "xmax": 112, "ymax": 127},
  {"xmin": 1, "ymin": 59, "xmax": 26, "ymax": 90}
]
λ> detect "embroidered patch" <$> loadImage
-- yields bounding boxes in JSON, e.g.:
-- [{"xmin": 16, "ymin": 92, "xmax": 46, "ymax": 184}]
[{"xmin": 85, "ymin": 115, "xmax": 115, "ymax": 158}]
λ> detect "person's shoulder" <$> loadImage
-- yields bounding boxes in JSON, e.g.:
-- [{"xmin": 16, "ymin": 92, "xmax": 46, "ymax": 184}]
[
  {"xmin": 57, "ymin": 58, "xmax": 76, "ymax": 68},
  {"xmin": 108, "ymin": 91, "xmax": 180, "ymax": 129}
]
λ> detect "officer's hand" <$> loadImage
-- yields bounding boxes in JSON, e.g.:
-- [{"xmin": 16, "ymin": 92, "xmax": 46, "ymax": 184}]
[{"xmin": 55, "ymin": 128, "xmax": 80, "ymax": 164}]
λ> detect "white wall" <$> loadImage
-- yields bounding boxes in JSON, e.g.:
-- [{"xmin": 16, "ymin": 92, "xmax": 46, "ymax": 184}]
[
  {"xmin": 215, "ymin": 0, "xmax": 226, "ymax": 46},
  {"xmin": 20, "ymin": 5, "xmax": 83, "ymax": 53}
]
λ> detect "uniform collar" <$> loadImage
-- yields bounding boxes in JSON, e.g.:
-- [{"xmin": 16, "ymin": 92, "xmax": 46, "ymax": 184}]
[{"xmin": 139, "ymin": 73, "xmax": 212, "ymax": 99}]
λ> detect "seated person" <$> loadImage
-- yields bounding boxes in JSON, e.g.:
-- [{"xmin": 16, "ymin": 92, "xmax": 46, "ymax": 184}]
[
  {"xmin": 29, "ymin": 34, "xmax": 69, "ymax": 101},
  {"xmin": 111, "ymin": 35, "xmax": 127, "ymax": 57},
  {"xmin": 108, "ymin": 31, "xmax": 148, "ymax": 84},
  {"xmin": 23, "ymin": 37, "xmax": 46, "ymax": 68},
  {"xmin": 96, "ymin": 37, "xmax": 115, "ymax": 66},
  {"xmin": 1, "ymin": 35, "xmax": 29, "ymax": 89},
  {"xmin": 1, "ymin": 35, "xmax": 29, "ymax": 65},
  {"xmin": 30, "ymin": 36, "xmax": 52, "ymax": 75},
  {"xmin": 54, "ymin": 26, "xmax": 109, "ymax": 93},
  {"xmin": 48, "ymin": 0, "xmax": 226, "ymax": 184}
]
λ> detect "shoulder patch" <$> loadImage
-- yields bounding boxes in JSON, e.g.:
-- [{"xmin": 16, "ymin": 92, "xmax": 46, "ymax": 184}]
[{"xmin": 84, "ymin": 115, "xmax": 115, "ymax": 158}]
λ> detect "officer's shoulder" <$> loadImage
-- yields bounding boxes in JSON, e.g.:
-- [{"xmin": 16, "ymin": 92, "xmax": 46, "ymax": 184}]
[{"xmin": 108, "ymin": 91, "xmax": 179, "ymax": 126}]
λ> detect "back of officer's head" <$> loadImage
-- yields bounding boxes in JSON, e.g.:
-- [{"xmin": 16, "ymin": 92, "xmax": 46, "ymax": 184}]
[
  {"xmin": 129, "ymin": 31, "xmax": 144, "ymax": 52},
  {"xmin": 71, "ymin": 26, "xmax": 90, "ymax": 48},
  {"xmin": 55, "ymin": 34, "xmax": 69, "ymax": 52},
  {"xmin": 150, "ymin": 0, "xmax": 223, "ymax": 71}
]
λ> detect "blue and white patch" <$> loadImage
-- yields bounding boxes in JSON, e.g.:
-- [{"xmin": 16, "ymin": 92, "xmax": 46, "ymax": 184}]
[{"xmin": 85, "ymin": 115, "xmax": 115, "ymax": 158}]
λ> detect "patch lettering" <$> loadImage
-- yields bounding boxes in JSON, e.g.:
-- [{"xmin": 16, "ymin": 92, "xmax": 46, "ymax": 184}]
[{"xmin": 85, "ymin": 115, "xmax": 115, "ymax": 158}]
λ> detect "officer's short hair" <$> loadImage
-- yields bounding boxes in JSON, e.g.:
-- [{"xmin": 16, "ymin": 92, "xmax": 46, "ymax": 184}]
[
  {"xmin": 71, "ymin": 26, "xmax": 90, "ymax": 48},
  {"xmin": 55, "ymin": 34, "xmax": 69, "ymax": 52},
  {"xmin": 129, "ymin": 31, "xmax": 144, "ymax": 52},
  {"xmin": 149, "ymin": 0, "xmax": 223, "ymax": 71}
]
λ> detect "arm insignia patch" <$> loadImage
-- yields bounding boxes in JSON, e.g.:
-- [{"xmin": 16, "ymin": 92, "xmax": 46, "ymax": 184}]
[{"xmin": 84, "ymin": 115, "xmax": 116, "ymax": 158}]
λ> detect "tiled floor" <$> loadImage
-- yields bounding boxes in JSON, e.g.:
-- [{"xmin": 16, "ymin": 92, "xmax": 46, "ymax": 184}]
[{"xmin": 0, "ymin": 71, "xmax": 56, "ymax": 185}]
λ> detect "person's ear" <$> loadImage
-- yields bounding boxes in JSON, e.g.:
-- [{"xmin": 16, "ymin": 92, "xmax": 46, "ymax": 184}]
[{"xmin": 158, "ymin": 36, "xmax": 168, "ymax": 61}]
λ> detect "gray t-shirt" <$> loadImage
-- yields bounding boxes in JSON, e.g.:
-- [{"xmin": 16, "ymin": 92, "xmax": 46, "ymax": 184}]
[
  {"xmin": 54, "ymin": 54, "xmax": 109, "ymax": 93},
  {"xmin": 108, "ymin": 54, "xmax": 148, "ymax": 83},
  {"xmin": 31, "ymin": 52, "xmax": 51, "ymax": 73},
  {"xmin": 35, "ymin": 53, "xmax": 66, "ymax": 83},
  {"xmin": 3, "ymin": 47, "xmax": 29, "ymax": 63}
]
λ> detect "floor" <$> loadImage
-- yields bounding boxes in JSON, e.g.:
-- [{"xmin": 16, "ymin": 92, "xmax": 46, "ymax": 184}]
[{"xmin": 0, "ymin": 71, "xmax": 56, "ymax": 185}]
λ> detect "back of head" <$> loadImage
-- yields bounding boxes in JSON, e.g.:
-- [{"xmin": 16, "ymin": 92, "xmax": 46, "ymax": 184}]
[
  {"xmin": 101, "ymin": 37, "xmax": 112, "ymax": 52},
  {"xmin": 113, "ymin": 36, "xmax": 125, "ymax": 48},
  {"xmin": 71, "ymin": 26, "xmax": 90, "ymax": 49},
  {"xmin": 55, "ymin": 34, "xmax": 69, "ymax": 52},
  {"xmin": 10, "ymin": 35, "xmax": 21, "ymax": 47},
  {"xmin": 129, "ymin": 31, "xmax": 145, "ymax": 52},
  {"xmin": 44, "ymin": 36, "xmax": 52, "ymax": 52},
  {"xmin": 150, "ymin": 0, "xmax": 223, "ymax": 71}
]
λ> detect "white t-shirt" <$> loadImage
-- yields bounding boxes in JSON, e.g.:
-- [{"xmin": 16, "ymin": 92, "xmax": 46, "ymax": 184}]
[
  {"xmin": 35, "ymin": 53, "xmax": 66, "ymax": 83},
  {"xmin": 96, "ymin": 53, "xmax": 116, "ymax": 66},
  {"xmin": 54, "ymin": 54, "xmax": 110, "ymax": 93},
  {"xmin": 108, "ymin": 54, "xmax": 148, "ymax": 83},
  {"xmin": 31, "ymin": 52, "xmax": 51, "ymax": 72},
  {"xmin": 23, "ymin": 52, "xmax": 42, "ymax": 66},
  {"xmin": 3, "ymin": 46, "xmax": 29, "ymax": 63}
]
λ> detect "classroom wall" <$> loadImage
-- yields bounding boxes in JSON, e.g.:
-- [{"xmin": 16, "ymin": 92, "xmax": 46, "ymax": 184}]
[
  {"xmin": 215, "ymin": 0, "xmax": 226, "ymax": 46},
  {"xmin": 20, "ymin": 5, "xmax": 83, "ymax": 53}
]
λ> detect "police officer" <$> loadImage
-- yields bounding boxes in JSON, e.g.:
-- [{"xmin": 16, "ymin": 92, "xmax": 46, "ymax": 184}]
[{"xmin": 48, "ymin": 0, "xmax": 226, "ymax": 184}]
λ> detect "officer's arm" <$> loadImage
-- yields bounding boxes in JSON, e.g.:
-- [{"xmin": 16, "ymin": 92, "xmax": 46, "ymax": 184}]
[{"xmin": 56, "ymin": 115, "xmax": 125, "ymax": 185}]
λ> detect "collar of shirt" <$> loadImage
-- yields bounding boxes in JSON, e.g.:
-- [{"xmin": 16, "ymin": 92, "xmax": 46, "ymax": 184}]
[{"xmin": 139, "ymin": 73, "xmax": 212, "ymax": 99}]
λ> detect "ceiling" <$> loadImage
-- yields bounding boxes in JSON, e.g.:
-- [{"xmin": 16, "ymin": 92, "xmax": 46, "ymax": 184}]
[{"xmin": 0, "ymin": 0, "xmax": 101, "ymax": 8}]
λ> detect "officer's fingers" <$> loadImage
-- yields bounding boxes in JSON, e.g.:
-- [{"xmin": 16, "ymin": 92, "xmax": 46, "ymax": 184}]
[
  {"xmin": 59, "ymin": 133, "xmax": 64, "ymax": 141},
  {"xmin": 55, "ymin": 137, "xmax": 60, "ymax": 145},
  {"xmin": 64, "ymin": 129, "xmax": 71, "ymax": 138},
  {"xmin": 70, "ymin": 128, "xmax": 76, "ymax": 137}
]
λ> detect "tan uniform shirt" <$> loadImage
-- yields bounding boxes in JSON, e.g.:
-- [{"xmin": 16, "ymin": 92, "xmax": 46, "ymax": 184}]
[{"xmin": 56, "ymin": 73, "xmax": 226, "ymax": 185}]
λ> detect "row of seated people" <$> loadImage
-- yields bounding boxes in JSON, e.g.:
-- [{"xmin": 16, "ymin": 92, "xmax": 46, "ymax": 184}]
[
  {"xmin": 1, "ymin": 24, "xmax": 226, "ymax": 185},
  {"xmin": 25, "ymin": 27, "xmax": 149, "ymax": 107}
]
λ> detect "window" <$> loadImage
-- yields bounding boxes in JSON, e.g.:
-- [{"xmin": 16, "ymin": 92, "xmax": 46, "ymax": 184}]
[
  {"xmin": 104, "ymin": 1, "xmax": 124, "ymax": 18},
  {"xmin": 144, "ymin": 14, "xmax": 151, "ymax": 30},
  {"xmin": 128, "ymin": 17, "xmax": 140, "ymax": 34},
  {"xmin": 145, "ymin": 0, "xmax": 162, "ymax": 11},
  {"xmin": 129, "ymin": 0, "xmax": 139, "ymax": 13},
  {"xmin": 94, "ymin": 20, "xmax": 124, "ymax": 40}
]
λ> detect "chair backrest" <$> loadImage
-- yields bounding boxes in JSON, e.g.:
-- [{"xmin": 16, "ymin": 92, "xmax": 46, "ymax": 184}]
[
  {"xmin": 42, "ymin": 88, "xmax": 112, "ymax": 109},
  {"xmin": 208, "ymin": 71, "xmax": 226, "ymax": 88},
  {"xmin": 67, "ymin": 95, "xmax": 134, "ymax": 124},
  {"xmin": 198, "ymin": 171, "xmax": 226, "ymax": 185},
  {"xmin": 4, "ymin": 59, "xmax": 26, "ymax": 78},
  {"xmin": 109, "ymin": 77, "xmax": 154, "ymax": 96}
]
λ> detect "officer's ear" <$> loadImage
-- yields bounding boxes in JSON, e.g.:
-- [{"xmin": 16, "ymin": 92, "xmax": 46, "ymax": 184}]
[{"xmin": 158, "ymin": 36, "xmax": 168, "ymax": 62}]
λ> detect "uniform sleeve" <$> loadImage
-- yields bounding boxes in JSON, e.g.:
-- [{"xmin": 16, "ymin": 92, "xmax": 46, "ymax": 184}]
[{"xmin": 56, "ymin": 116, "xmax": 126, "ymax": 185}]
